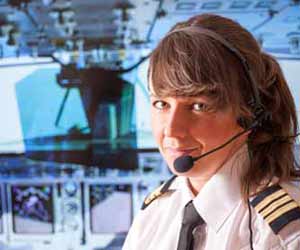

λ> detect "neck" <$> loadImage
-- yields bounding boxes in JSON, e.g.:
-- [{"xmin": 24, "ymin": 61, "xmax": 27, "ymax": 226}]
[
  {"xmin": 187, "ymin": 142, "xmax": 248, "ymax": 196},
  {"xmin": 187, "ymin": 177, "xmax": 209, "ymax": 196}
]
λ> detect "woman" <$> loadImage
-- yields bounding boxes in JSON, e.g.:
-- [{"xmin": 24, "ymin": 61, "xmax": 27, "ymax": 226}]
[{"xmin": 123, "ymin": 14, "xmax": 300, "ymax": 250}]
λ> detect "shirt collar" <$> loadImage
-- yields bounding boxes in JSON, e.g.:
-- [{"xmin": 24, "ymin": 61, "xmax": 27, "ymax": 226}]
[{"xmin": 177, "ymin": 144, "xmax": 249, "ymax": 233}]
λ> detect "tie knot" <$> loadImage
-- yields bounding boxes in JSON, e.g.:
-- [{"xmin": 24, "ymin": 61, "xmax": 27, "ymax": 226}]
[{"xmin": 182, "ymin": 201, "xmax": 204, "ymax": 226}]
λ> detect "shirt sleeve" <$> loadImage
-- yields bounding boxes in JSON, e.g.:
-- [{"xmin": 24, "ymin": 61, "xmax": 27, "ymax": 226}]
[
  {"xmin": 122, "ymin": 211, "xmax": 144, "ymax": 250},
  {"xmin": 122, "ymin": 228, "xmax": 133, "ymax": 250},
  {"xmin": 122, "ymin": 220, "xmax": 137, "ymax": 250}
]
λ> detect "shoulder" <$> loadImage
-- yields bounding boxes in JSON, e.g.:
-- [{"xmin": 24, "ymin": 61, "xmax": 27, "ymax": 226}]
[
  {"xmin": 250, "ymin": 181, "xmax": 300, "ymax": 247},
  {"xmin": 141, "ymin": 175, "xmax": 177, "ymax": 210},
  {"xmin": 123, "ymin": 176, "xmax": 180, "ymax": 250}
]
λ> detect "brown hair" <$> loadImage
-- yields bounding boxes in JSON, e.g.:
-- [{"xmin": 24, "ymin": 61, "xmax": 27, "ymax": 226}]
[{"xmin": 148, "ymin": 14, "xmax": 299, "ymax": 199}]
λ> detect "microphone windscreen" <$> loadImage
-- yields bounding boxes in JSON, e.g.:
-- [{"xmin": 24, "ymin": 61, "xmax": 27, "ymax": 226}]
[{"xmin": 174, "ymin": 155, "xmax": 194, "ymax": 173}]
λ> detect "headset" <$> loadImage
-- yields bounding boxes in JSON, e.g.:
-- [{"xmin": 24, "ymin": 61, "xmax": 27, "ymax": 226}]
[{"xmin": 167, "ymin": 26, "xmax": 299, "ymax": 250}]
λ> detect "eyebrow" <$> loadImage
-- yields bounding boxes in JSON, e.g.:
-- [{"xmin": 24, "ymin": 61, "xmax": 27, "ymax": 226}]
[{"xmin": 149, "ymin": 95, "xmax": 212, "ymax": 103}]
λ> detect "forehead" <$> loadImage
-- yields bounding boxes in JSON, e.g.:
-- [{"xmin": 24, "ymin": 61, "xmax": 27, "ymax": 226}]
[
  {"xmin": 147, "ymin": 65, "xmax": 223, "ymax": 100},
  {"xmin": 150, "ymin": 94, "xmax": 211, "ymax": 102}
]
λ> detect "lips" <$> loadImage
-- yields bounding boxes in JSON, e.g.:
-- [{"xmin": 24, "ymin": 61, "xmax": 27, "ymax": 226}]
[{"xmin": 164, "ymin": 147, "xmax": 198, "ymax": 158}]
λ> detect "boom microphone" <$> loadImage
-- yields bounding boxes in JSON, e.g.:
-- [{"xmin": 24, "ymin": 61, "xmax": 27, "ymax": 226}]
[
  {"xmin": 174, "ymin": 126, "xmax": 300, "ymax": 173},
  {"xmin": 173, "ymin": 128, "xmax": 252, "ymax": 173}
]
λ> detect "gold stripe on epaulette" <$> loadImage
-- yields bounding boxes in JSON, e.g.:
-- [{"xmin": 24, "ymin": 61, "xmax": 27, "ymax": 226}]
[
  {"xmin": 144, "ymin": 186, "xmax": 162, "ymax": 206},
  {"xmin": 255, "ymin": 189, "xmax": 286, "ymax": 212},
  {"xmin": 260, "ymin": 195, "xmax": 291, "ymax": 217},
  {"xmin": 265, "ymin": 201, "xmax": 299, "ymax": 224}
]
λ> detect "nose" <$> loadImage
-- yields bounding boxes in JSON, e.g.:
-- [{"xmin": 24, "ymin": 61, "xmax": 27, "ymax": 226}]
[{"xmin": 163, "ymin": 107, "xmax": 187, "ymax": 138}]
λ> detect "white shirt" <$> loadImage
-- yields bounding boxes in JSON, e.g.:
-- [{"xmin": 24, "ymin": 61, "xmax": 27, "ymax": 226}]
[{"xmin": 123, "ymin": 147, "xmax": 300, "ymax": 250}]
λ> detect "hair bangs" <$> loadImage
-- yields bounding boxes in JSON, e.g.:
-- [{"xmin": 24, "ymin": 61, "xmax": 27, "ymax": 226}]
[{"xmin": 149, "ymin": 31, "xmax": 242, "ymax": 110}]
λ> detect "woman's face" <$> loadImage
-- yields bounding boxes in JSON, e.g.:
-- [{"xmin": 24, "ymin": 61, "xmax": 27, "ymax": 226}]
[{"xmin": 150, "ymin": 94, "xmax": 247, "ymax": 178}]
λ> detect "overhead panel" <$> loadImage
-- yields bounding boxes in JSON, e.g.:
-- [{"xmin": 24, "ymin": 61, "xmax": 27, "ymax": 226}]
[
  {"xmin": 0, "ymin": 0, "xmax": 298, "ymax": 59},
  {"xmin": 150, "ymin": 0, "xmax": 285, "ymax": 43},
  {"xmin": 254, "ymin": 5, "xmax": 300, "ymax": 57},
  {"xmin": 130, "ymin": 0, "xmax": 160, "ymax": 43}
]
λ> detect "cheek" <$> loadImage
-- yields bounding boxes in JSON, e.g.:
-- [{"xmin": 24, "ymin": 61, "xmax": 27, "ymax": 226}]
[
  {"xmin": 191, "ymin": 115, "xmax": 239, "ymax": 145},
  {"xmin": 150, "ymin": 111, "xmax": 164, "ymax": 145}
]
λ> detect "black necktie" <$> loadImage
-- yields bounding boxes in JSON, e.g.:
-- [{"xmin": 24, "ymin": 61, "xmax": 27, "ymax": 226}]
[{"xmin": 177, "ymin": 201, "xmax": 205, "ymax": 250}]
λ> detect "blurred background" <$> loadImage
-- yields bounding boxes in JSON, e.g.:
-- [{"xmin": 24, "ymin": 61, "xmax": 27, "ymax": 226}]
[{"xmin": 0, "ymin": 0, "xmax": 299, "ymax": 249}]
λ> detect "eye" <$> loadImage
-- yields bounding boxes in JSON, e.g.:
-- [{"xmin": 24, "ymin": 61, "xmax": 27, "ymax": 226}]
[
  {"xmin": 192, "ymin": 102, "xmax": 210, "ymax": 112},
  {"xmin": 152, "ymin": 100, "xmax": 168, "ymax": 110}
]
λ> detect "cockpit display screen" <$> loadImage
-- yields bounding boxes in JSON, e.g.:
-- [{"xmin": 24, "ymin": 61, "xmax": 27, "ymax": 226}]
[{"xmin": 11, "ymin": 185, "xmax": 54, "ymax": 234}]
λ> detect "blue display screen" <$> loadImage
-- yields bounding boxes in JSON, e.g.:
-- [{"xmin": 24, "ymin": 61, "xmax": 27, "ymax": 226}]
[{"xmin": 11, "ymin": 185, "xmax": 54, "ymax": 234}]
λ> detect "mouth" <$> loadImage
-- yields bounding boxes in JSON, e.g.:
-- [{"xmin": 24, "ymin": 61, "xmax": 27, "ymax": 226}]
[{"xmin": 164, "ymin": 147, "xmax": 198, "ymax": 158}]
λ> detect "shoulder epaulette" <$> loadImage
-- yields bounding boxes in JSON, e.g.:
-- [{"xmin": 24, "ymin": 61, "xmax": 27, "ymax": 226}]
[
  {"xmin": 251, "ymin": 184, "xmax": 300, "ymax": 234},
  {"xmin": 141, "ymin": 175, "xmax": 177, "ymax": 210}
]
